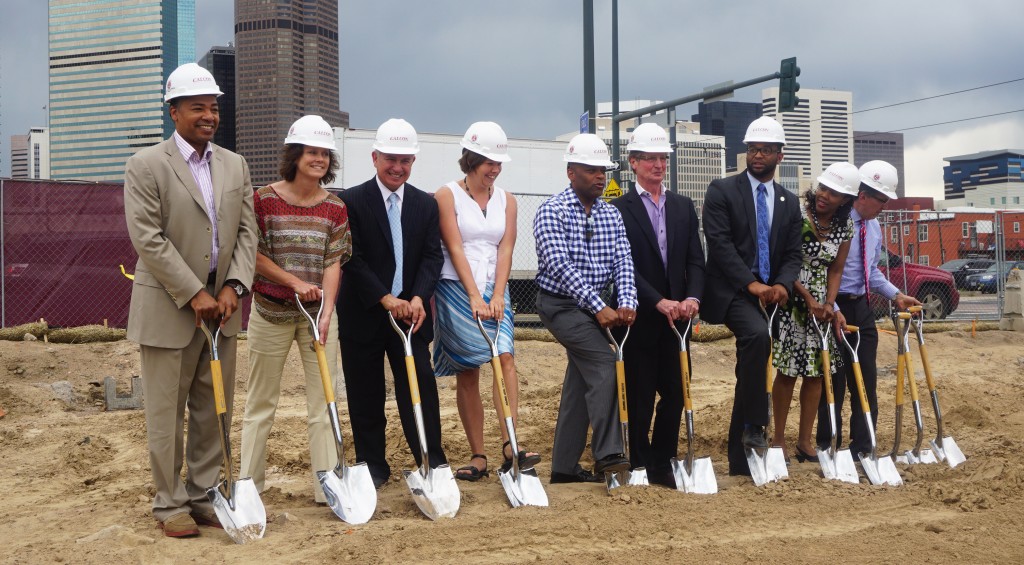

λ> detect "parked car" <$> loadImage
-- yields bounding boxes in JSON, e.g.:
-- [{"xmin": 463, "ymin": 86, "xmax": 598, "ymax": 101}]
[
  {"xmin": 939, "ymin": 257, "xmax": 995, "ymax": 289},
  {"xmin": 963, "ymin": 261, "xmax": 1024, "ymax": 294},
  {"xmin": 873, "ymin": 248, "xmax": 960, "ymax": 320}
]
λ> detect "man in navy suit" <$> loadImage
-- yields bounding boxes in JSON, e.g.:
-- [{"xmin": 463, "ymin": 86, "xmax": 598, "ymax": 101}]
[
  {"xmin": 610, "ymin": 123, "xmax": 705, "ymax": 488},
  {"xmin": 337, "ymin": 119, "xmax": 447, "ymax": 488},
  {"xmin": 701, "ymin": 116, "xmax": 803, "ymax": 476}
]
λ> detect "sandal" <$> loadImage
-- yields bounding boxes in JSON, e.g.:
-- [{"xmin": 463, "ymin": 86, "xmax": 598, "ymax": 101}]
[
  {"xmin": 455, "ymin": 454, "xmax": 489, "ymax": 481},
  {"xmin": 501, "ymin": 440, "xmax": 541, "ymax": 473}
]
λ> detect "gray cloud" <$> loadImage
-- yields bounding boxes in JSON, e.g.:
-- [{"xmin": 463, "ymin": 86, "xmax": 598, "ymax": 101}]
[{"xmin": 2, "ymin": 0, "xmax": 1022, "ymax": 198}]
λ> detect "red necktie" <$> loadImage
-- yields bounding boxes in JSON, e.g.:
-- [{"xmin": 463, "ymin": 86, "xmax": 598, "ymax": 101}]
[{"xmin": 860, "ymin": 219, "xmax": 870, "ymax": 297}]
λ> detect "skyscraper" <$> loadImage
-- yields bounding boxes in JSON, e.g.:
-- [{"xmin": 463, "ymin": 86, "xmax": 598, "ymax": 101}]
[
  {"xmin": 199, "ymin": 45, "xmax": 236, "ymax": 152},
  {"xmin": 691, "ymin": 101, "xmax": 762, "ymax": 173},
  {"xmin": 48, "ymin": 0, "xmax": 195, "ymax": 182},
  {"xmin": 854, "ymin": 131, "xmax": 906, "ymax": 198},
  {"xmin": 235, "ymin": 0, "xmax": 349, "ymax": 187},
  {"xmin": 761, "ymin": 87, "xmax": 853, "ymax": 181}
]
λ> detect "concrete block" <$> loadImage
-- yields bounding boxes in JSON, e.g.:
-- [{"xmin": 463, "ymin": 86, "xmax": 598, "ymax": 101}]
[{"xmin": 104, "ymin": 376, "xmax": 144, "ymax": 410}]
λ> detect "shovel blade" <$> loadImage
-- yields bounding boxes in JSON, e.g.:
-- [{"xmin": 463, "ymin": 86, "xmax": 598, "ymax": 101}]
[
  {"xmin": 318, "ymin": 462, "xmax": 377, "ymax": 525},
  {"xmin": 670, "ymin": 456, "xmax": 718, "ymax": 494},
  {"xmin": 605, "ymin": 470, "xmax": 629, "ymax": 491},
  {"xmin": 898, "ymin": 448, "xmax": 939, "ymax": 465},
  {"xmin": 745, "ymin": 447, "xmax": 788, "ymax": 486},
  {"xmin": 628, "ymin": 468, "xmax": 649, "ymax": 487},
  {"xmin": 859, "ymin": 452, "xmax": 903, "ymax": 486},
  {"xmin": 207, "ymin": 478, "xmax": 266, "ymax": 544},
  {"xmin": 817, "ymin": 448, "xmax": 860, "ymax": 484},
  {"xmin": 404, "ymin": 465, "xmax": 460, "ymax": 520},
  {"xmin": 498, "ymin": 468, "xmax": 549, "ymax": 508},
  {"xmin": 936, "ymin": 437, "xmax": 967, "ymax": 469}
]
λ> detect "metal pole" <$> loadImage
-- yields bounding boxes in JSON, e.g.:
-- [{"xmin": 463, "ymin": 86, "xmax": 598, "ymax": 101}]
[
  {"xmin": 612, "ymin": 72, "xmax": 780, "ymax": 125},
  {"xmin": 1, "ymin": 179, "xmax": 5, "ymax": 327},
  {"xmin": 583, "ymin": 0, "xmax": 596, "ymax": 134},
  {"xmin": 611, "ymin": 0, "xmax": 620, "ymax": 182}
]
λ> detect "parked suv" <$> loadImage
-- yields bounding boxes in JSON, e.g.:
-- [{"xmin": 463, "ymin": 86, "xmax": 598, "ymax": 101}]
[
  {"xmin": 873, "ymin": 248, "xmax": 960, "ymax": 320},
  {"xmin": 939, "ymin": 257, "xmax": 995, "ymax": 289},
  {"xmin": 964, "ymin": 261, "xmax": 1024, "ymax": 293}
]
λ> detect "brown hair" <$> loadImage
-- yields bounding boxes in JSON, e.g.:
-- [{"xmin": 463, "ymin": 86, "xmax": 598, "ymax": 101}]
[
  {"xmin": 279, "ymin": 144, "xmax": 338, "ymax": 185},
  {"xmin": 458, "ymin": 149, "xmax": 489, "ymax": 174}
]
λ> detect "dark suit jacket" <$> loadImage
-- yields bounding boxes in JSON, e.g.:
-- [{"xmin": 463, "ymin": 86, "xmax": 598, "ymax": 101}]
[
  {"xmin": 700, "ymin": 171, "xmax": 802, "ymax": 325},
  {"xmin": 337, "ymin": 177, "xmax": 443, "ymax": 343},
  {"xmin": 611, "ymin": 188, "xmax": 705, "ymax": 341}
]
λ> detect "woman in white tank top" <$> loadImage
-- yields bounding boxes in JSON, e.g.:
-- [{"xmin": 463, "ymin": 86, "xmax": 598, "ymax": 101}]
[{"xmin": 433, "ymin": 122, "xmax": 540, "ymax": 481}]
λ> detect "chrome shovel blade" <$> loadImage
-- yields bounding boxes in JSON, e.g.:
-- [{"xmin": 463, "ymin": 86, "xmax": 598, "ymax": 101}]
[
  {"xmin": 318, "ymin": 462, "xmax": 377, "ymax": 525},
  {"xmin": 605, "ymin": 470, "xmax": 630, "ymax": 491},
  {"xmin": 746, "ymin": 447, "xmax": 788, "ymax": 486},
  {"xmin": 404, "ymin": 465, "xmax": 460, "ymax": 520},
  {"xmin": 207, "ymin": 478, "xmax": 266, "ymax": 544},
  {"xmin": 859, "ymin": 452, "xmax": 903, "ymax": 486},
  {"xmin": 936, "ymin": 437, "xmax": 967, "ymax": 469},
  {"xmin": 817, "ymin": 447, "xmax": 860, "ymax": 484},
  {"xmin": 671, "ymin": 456, "xmax": 718, "ymax": 494},
  {"xmin": 897, "ymin": 449, "xmax": 939, "ymax": 465},
  {"xmin": 498, "ymin": 468, "xmax": 549, "ymax": 508},
  {"xmin": 628, "ymin": 468, "xmax": 649, "ymax": 487}
]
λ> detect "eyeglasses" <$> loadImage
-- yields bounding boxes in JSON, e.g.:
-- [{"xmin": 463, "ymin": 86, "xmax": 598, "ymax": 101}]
[
  {"xmin": 634, "ymin": 154, "xmax": 669, "ymax": 163},
  {"xmin": 585, "ymin": 215, "xmax": 595, "ymax": 241},
  {"xmin": 746, "ymin": 146, "xmax": 779, "ymax": 156}
]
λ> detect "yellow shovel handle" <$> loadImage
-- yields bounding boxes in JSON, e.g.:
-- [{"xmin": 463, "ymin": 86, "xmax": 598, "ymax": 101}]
[
  {"xmin": 904, "ymin": 351, "xmax": 921, "ymax": 403},
  {"xmin": 313, "ymin": 341, "xmax": 335, "ymax": 404},
  {"xmin": 765, "ymin": 352, "xmax": 775, "ymax": 393},
  {"xmin": 680, "ymin": 351, "xmax": 692, "ymax": 411},
  {"xmin": 211, "ymin": 359, "xmax": 227, "ymax": 416},
  {"xmin": 406, "ymin": 356, "xmax": 421, "ymax": 405},
  {"xmin": 821, "ymin": 349, "xmax": 835, "ymax": 404},
  {"xmin": 615, "ymin": 360, "xmax": 628, "ymax": 425},
  {"xmin": 894, "ymin": 349, "xmax": 906, "ymax": 406},
  {"xmin": 918, "ymin": 341, "xmax": 937, "ymax": 391},
  {"xmin": 492, "ymin": 356, "xmax": 513, "ymax": 420},
  {"xmin": 852, "ymin": 362, "xmax": 871, "ymax": 414}
]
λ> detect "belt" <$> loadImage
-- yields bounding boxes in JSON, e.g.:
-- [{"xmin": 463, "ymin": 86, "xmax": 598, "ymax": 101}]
[
  {"xmin": 836, "ymin": 293, "xmax": 865, "ymax": 302},
  {"xmin": 539, "ymin": 289, "xmax": 575, "ymax": 301},
  {"xmin": 257, "ymin": 292, "xmax": 291, "ymax": 306}
]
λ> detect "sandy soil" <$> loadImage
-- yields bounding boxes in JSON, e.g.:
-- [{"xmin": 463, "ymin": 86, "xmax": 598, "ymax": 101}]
[{"xmin": 1, "ymin": 326, "xmax": 1023, "ymax": 564}]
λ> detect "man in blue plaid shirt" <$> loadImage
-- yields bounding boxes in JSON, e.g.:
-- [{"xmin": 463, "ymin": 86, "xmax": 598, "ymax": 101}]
[{"xmin": 534, "ymin": 133, "xmax": 637, "ymax": 484}]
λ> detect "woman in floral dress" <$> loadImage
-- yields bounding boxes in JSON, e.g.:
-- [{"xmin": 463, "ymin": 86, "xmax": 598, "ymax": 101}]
[{"xmin": 771, "ymin": 162, "xmax": 860, "ymax": 462}]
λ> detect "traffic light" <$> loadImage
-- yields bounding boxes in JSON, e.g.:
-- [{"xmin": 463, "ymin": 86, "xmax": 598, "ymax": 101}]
[{"xmin": 778, "ymin": 57, "xmax": 801, "ymax": 112}]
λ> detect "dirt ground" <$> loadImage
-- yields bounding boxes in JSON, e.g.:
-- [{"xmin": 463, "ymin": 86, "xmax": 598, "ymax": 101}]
[{"xmin": 1, "ymin": 325, "xmax": 1023, "ymax": 564}]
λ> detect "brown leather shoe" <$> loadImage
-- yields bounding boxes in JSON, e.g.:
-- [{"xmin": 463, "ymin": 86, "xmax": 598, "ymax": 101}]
[
  {"xmin": 191, "ymin": 511, "xmax": 223, "ymax": 529},
  {"xmin": 160, "ymin": 513, "xmax": 199, "ymax": 537}
]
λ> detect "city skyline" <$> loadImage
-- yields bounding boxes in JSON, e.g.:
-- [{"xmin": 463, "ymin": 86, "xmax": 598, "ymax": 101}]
[{"xmin": 1, "ymin": 1, "xmax": 1022, "ymax": 198}]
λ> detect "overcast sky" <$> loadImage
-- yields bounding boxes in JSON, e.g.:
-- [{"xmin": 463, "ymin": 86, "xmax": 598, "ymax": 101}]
[{"xmin": 1, "ymin": 0, "xmax": 1022, "ymax": 198}]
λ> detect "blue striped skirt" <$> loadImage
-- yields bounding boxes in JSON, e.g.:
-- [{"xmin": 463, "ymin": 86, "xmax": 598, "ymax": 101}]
[{"xmin": 432, "ymin": 279, "xmax": 514, "ymax": 377}]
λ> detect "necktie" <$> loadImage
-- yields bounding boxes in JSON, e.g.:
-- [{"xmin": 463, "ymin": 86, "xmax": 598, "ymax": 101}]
[
  {"xmin": 387, "ymin": 192, "xmax": 403, "ymax": 296},
  {"xmin": 756, "ymin": 184, "xmax": 770, "ymax": 282},
  {"xmin": 860, "ymin": 219, "xmax": 870, "ymax": 297}
]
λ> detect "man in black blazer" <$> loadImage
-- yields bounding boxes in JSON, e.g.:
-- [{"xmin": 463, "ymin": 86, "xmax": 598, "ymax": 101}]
[
  {"xmin": 337, "ymin": 119, "xmax": 447, "ymax": 488},
  {"xmin": 611, "ymin": 123, "xmax": 705, "ymax": 488},
  {"xmin": 701, "ymin": 116, "xmax": 803, "ymax": 477}
]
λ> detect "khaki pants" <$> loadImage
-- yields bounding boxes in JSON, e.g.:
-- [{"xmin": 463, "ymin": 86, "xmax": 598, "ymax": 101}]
[
  {"xmin": 141, "ymin": 326, "xmax": 237, "ymax": 522},
  {"xmin": 240, "ymin": 307, "xmax": 340, "ymax": 503}
]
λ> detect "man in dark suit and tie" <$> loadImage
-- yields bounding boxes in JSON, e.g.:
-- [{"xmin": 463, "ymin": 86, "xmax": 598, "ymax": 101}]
[
  {"xmin": 701, "ymin": 116, "xmax": 803, "ymax": 477},
  {"xmin": 337, "ymin": 118, "xmax": 447, "ymax": 488},
  {"xmin": 610, "ymin": 123, "xmax": 705, "ymax": 488}
]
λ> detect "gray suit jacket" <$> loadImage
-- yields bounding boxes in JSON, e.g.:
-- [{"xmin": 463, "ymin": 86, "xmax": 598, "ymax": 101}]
[{"xmin": 124, "ymin": 137, "xmax": 258, "ymax": 348}]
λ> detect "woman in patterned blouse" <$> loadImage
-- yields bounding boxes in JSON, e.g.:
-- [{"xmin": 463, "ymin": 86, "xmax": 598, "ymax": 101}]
[{"xmin": 239, "ymin": 115, "xmax": 352, "ymax": 504}]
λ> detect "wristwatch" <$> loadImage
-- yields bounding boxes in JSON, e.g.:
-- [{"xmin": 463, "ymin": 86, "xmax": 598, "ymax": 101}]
[{"xmin": 227, "ymin": 281, "xmax": 247, "ymax": 297}]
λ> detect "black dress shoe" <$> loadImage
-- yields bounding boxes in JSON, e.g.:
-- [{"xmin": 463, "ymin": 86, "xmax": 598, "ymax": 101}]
[
  {"xmin": 647, "ymin": 468, "xmax": 676, "ymax": 489},
  {"xmin": 371, "ymin": 474, "xmax": 389, "ymax": 489},
  {"xmin": 594, "ymin": 454, "xmax": 630, "ymax": 475},
  {"xmin": 794, "ymin": 446, "xmax": 820, "ymax": 463},
  {"xmin": 741, "ymin": 426, "xmax": 769, "ymax": 450},
  {"xmin": 550, "ymin": 468, "xmax": 602, "ymax": 484}
]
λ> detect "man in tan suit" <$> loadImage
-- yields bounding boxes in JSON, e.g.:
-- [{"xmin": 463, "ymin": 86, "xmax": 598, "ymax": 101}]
[{"xmin": 124, "ymin": 63, "xmax": 258, "ymax": 538}]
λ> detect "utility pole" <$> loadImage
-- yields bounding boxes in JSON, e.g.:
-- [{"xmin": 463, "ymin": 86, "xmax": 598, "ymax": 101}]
[{"xmin": 583, "ymin": 0, "xmax": 596, "ymax": 134}]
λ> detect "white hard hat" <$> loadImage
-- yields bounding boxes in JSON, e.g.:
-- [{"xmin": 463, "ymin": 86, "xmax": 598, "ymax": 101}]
[
  {"xmin": 859, "ymin": 160, "xmax": 899, "ymax": 199},
  {"xmin": 164, "ymin": 63, "xmax": 223, "ymax": 102},
  {"xmin": 742, "ymin": 116, "xmax": 786, "ymax": 145},
  {"xmin": 564, "ymin": 133, "xmax": 617, "ymax": 169},
  {"xmin": 460, "ymin": 121, "xmax": 511, "ymax": 162},
  {"xmin": 372, "ymin": 118, "xmax": 420, "ymax": 155},
  {"xmin": 626, "ymin": 123, "xmax": 672, "ymax": 153},
  {"xmin": 284, "ymin": 115, "xmax": 336, "ymax": 150},
  {"xmin": 816, "ymin": 162, "xmax": 861, "ymax": 197}
]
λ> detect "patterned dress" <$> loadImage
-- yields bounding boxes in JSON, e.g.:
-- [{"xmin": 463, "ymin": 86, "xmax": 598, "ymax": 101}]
[{"xmin": 772, "ymin": 212, "xmax": 853, "ymax": 378}]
